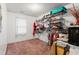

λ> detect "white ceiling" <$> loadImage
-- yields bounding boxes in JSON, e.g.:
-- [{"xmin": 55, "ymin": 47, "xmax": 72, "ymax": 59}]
[{"xmin": 6, "ymin": 3, "xmax": 68, "ymax": 17}]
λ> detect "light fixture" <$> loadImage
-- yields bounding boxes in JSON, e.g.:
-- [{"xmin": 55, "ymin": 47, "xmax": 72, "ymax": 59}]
[{"xmin": 27, "ymin": 4, "xmax": 42, "ymax": 12}]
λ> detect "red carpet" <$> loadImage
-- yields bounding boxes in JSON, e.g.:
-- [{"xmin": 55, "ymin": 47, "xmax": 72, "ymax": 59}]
[{"xmin": 6, "ymin": 39, "xmax": 49, "ymax": 55}]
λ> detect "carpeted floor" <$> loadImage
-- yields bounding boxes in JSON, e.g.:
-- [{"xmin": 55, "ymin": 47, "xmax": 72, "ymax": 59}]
[{"xmin": 5, "ymin": 39, "xmax": 49, "ymax": 55}]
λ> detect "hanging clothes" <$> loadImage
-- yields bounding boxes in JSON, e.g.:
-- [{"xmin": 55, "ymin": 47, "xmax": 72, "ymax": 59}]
[
  {"xmin": 48, "ymin": 31, "xmax": 59, "ymax": 46},
  {"xmin": 33, "ymin": 22, "xmax": 37, "ymax": 36},
  {"xmin": 48, "ymin": 33, "xmax": 54, "ymax": 46},
  {"xmin": 53, "ymin": 33, "xmax": 59, "ymax": 41}
]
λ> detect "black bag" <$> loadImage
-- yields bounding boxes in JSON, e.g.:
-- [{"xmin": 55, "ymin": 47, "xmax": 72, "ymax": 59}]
[{"xmin": 68, "ymin": 27, "xmax": 79, "ymax": 46}]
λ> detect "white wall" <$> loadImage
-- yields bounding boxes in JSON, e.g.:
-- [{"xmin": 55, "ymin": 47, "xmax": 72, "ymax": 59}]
[
  {"xmin": 7, "ymin": 12, "xmax": 37, "ymax": 43},
  {"xmin": 0, "ymin": 4, "xmax": 7, "ymax": 54}
]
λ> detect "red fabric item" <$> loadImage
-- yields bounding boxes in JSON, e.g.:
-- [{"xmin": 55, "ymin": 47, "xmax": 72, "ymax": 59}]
[
  {"xmin": 53, "ymin": 34, "xmax": 59, "ymax": 41},
  {"xmin": 76, "ymin": 18, "xmax": 79, "ymax": 25},
  {"xmin": 48, "ymin": 33, "xmax": 59, "ymax": 41},
  {"xmin": 33, "ymin": 22, "xmax": 37, "ymax": 36}
]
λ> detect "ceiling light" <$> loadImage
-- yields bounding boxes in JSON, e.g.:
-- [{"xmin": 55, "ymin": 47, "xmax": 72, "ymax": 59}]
[{"xmin": 27, "ymin": 4, "xmax": 42, "ymax": 12}]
